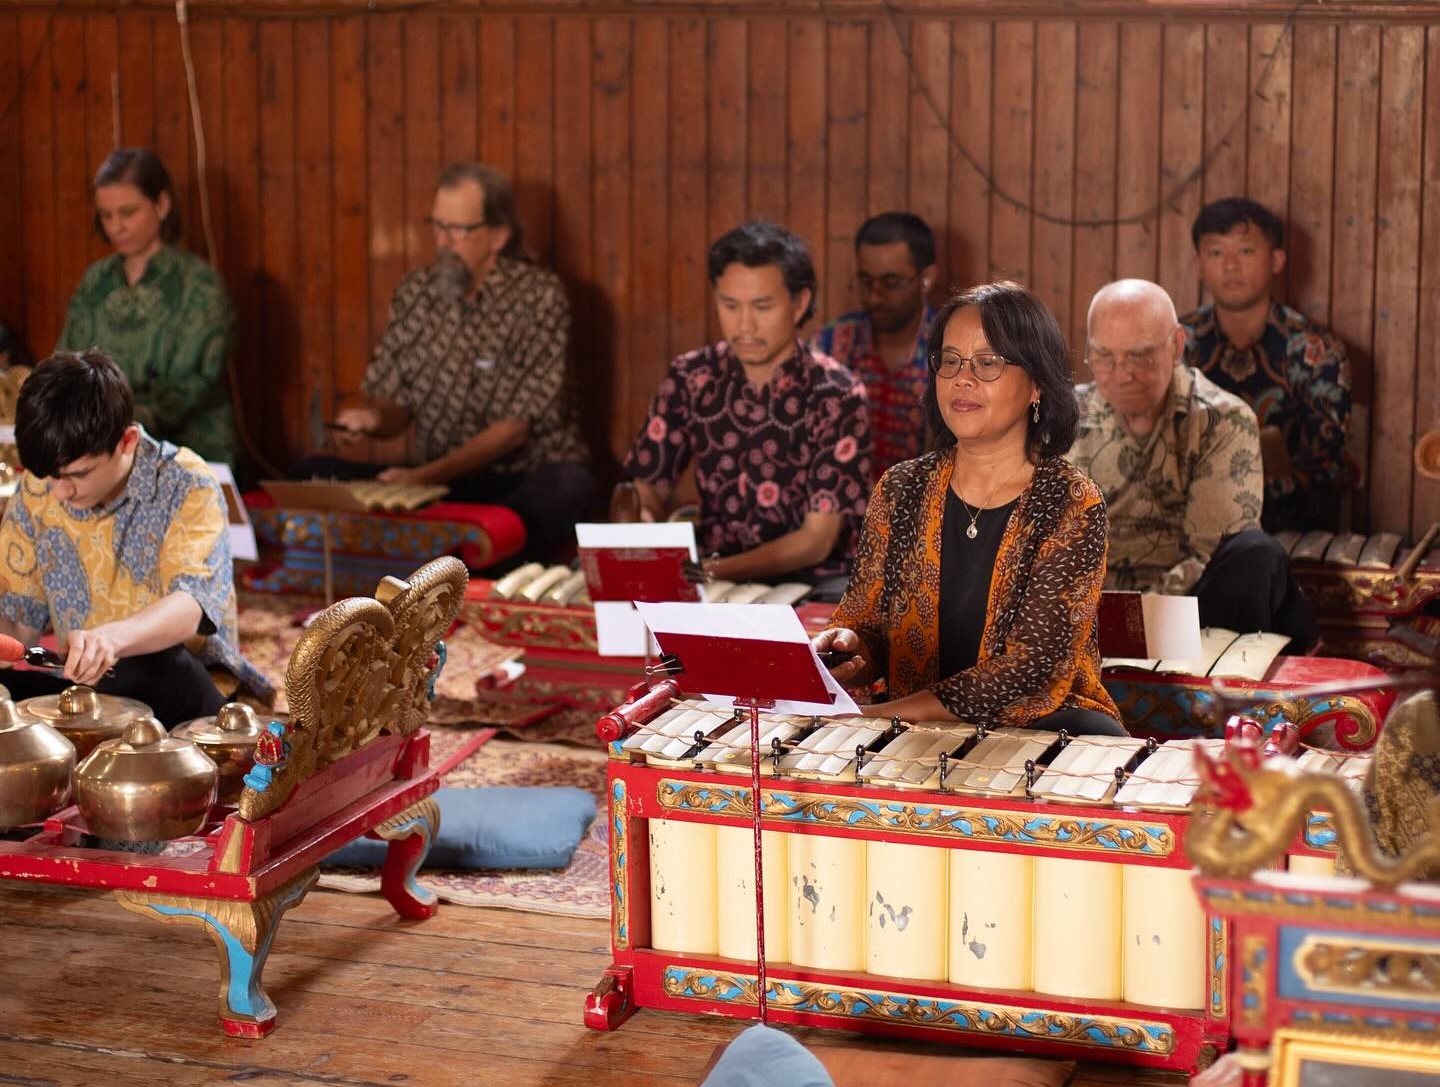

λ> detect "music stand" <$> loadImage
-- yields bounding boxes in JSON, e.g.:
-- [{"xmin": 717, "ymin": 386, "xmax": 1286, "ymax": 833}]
[
  {"xmin": 644, "ymin": 623, "xmax": 836, "ymax": 1024},
  {"xmin": 259, "ymin": 481, "xmax": 369, "ymax": 604}
]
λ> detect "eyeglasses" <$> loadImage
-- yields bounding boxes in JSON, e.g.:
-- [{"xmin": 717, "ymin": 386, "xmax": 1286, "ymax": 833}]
[
  {"xmin": 853, "ymin": 272, "xmax": 920, "ymax": 296},
  {"xmin": 1084, "ymin": 349, "xmax": 1167, "ymax": 378},
  {"xmin": 424, "ymin": 217, "xmax": 491, "ymax": 240},
  {"xmin": 928, "ymin": 351, "xmax": 1010, "ymax": 382}
]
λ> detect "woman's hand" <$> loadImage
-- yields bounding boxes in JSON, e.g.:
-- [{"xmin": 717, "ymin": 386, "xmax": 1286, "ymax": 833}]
[{"xmin": 811, "ymin": 627, "xmax": 870, "ymax": 686}]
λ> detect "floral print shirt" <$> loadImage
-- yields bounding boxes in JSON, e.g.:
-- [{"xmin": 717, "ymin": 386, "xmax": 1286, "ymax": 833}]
[
  {"xmin": 624, "ymin": 340, "xmax": 872, "ymax": 581},
  {"xmin": 1069, "ymin": 365, "xmax": 1263, "ymax": 595},
  {"xmin": 809, "ymin": 304, "xmax": 937, "ymax": 480},
  {"xmin": 829, "ymin": 452, "xmax": 1120, "ymax": 729},
  {"xmin": 1181, "ymin": 300, "xmax": 1351, "ymax": 531},
  {"xmin": 363, "ymin": 257, "xmax": 588, "ymax": 472},
  {"xmin": 0, "ymin": 429, "xmax": 270, "ymax": 698}
]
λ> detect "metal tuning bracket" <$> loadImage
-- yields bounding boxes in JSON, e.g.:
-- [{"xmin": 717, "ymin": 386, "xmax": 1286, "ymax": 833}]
[
  {"xmin": 886, "ymin": 714, "xmax": 904, "ymax": 739},
  {"xmin": 770, "ymin": 736, "xmax": 784, "ymax": 775},
  {"xmin": 691, "ymin": 728, "xmax": 707, "ymax": 771},
  {"xmin": 1057, "ymin": 728, "xmax": 1071, "ymax": 750},
  {"xmin": 937, "ymin": 751, "xmax": 950, "ymax": 792},
  {"xmin": 646, "ymin": 653, "xmax": 684, "ymax": 678},
  {"xmin": 854, "ymin": 743, "xmax": 869, "ymax": 775},
  {"xmin": 1024, "ymin": 758, "xmax": 1038, "ymax": 798}
]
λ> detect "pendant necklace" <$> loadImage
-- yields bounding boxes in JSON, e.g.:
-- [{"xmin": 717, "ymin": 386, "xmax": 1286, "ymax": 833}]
[{"xmin": 956, "ymin": 462, "xmax": 1030, "ymax": 540}]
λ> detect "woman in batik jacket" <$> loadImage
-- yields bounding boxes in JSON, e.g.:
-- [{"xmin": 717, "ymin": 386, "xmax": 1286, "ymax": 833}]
[{"xmin": 816, "ymin": 281, "xmax": 1123, "ymax": 735}]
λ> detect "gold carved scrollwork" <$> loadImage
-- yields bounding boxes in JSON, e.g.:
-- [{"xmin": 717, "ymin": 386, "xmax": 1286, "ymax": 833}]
[
  {"xmin": 1296, "ymin": 936, "xmax": 1440, "ymax": 1001},
  {"xmin": 656, "ymin": 781, "xmax": 1175, "ymax": 857},
  {"xmin": 661, "ymin": 969, "xmax": 1174, "ymax": 1054},
  {"xmin": 1258, "ymin": 694, "xmax": 1378, "ymax": 749},
  {"xmin": 1240, "ymin": 933, "xmax": 1270, "ymax": 1031},
  {"xmin": 237, "ymin": 557, "xmax": 468, "ymax": 822}
]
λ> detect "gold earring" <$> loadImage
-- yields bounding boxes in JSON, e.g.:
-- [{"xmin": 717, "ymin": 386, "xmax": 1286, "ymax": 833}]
[{"xmin": 1031, "ymin": 401, "xmax": 1040, "ymax": 422}]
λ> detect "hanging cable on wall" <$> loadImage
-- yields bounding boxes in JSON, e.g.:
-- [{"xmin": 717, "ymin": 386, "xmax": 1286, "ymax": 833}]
[
  {"xmin": 875, "ymin": 0, "xmax": 1311, "ymax": 229},
  {"xmin": 173, "ymin": 0, "xmax": 285, "ymax": 481}
]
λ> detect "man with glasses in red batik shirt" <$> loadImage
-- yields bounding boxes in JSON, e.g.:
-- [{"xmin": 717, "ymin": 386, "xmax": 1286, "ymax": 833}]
[
  {"xmin": 310, "ymin": 162, "xmax": 593, "ymax": 557},
  {"xmin": 810, "ymin": 213, "xmax": 938, "ymax": 481},
  {"xmin": 1069, "ymin": 279, "xmax": 1316, "ymax": 649}
]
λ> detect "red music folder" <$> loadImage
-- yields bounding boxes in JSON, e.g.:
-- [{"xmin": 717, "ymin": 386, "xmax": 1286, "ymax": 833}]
[
  {"xmin": 1098, "ymin": 591, "xmax": 1148, "ymax": 658},
  {"xmin": 648, "ymin": 631, "xmax": 836, "ymax": 706},
  {"xmin": 577, "ymin": 546, "xmax": 701, "ymax": 604}
]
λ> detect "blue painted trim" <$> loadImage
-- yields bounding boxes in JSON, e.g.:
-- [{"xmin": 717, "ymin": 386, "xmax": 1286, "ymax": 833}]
[
  {"xmin": 1278, "ymin": 926, "xmax": 1440, "ymax": 1013},
  {"xmin": 149, "ymin": 878, "xmax": 310, "ymax": 1021}
]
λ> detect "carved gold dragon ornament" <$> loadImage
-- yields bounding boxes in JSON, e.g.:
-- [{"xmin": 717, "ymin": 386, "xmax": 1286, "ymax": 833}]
[{"xmin": 1184, "ymin": 741, "xmax": 1440, "ymax": 890}]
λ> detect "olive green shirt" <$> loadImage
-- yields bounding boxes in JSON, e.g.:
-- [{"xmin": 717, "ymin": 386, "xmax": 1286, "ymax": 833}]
[{"xmin": 58, "ymin": 245, "xmax": 237, "ymax": 466}]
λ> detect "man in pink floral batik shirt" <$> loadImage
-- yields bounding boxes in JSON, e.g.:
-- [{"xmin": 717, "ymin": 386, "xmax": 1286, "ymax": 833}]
[{"xmin": 624, "ymin": 222, "xmax": 872, "ymax": 601}]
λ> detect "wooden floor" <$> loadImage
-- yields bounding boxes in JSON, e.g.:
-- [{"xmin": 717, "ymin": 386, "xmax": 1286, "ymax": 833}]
[{"xmin": 0, "ymin": 883, "xmax": 1188, "ymax": 1087}]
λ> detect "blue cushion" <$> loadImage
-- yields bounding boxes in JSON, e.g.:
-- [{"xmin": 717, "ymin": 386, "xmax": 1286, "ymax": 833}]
[
  {"xmin": 323, "ymin": 786, "xmax": 596, "ymax": 870},
  {"xmin": 702, "ymin": 1026, "xmax": 834, "ymax": 1087}
]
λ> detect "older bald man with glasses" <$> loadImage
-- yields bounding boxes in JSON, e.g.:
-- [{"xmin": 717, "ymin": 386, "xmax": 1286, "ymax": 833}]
[{"xmin": 1068, "ymin": 279, "xmax": 1316, "ymax": 649}]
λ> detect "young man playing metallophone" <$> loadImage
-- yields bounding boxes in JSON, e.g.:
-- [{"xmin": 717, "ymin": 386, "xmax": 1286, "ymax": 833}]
[
  {"xmin": 623, "ymin": 221, "xmax": 873, "ymax": 603},
  {"xmin": 0, "ymin": 349, "xmax": 270, "ymax": 726}
]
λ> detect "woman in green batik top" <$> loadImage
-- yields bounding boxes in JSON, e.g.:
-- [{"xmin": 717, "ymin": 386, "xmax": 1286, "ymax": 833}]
[{"xmin": 57, "ymin": 148, "xmax": 237, "ymax": 465}]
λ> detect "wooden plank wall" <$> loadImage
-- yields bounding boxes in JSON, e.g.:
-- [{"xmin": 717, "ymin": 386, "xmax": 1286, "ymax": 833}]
[{"xmin": 1, "ymin": 3, "xmax": 1438, "ymax": 535}]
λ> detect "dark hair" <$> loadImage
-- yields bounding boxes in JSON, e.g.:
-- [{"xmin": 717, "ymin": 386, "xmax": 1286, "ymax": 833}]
[
  {"xmin": 922, "ymin": 281, "xmax": 1080, "ymax": 458},
  {"xmin": 1190, "ymin": 197, "xmax": 1284, "ymax": 250},
  {"xmin": 706, "ymin": 221, "xmax": 818, "ymax": 326},
  {"xmin": 16, "ymin": 349, "xmax": 135, "ymax": 478},
  {"xmin": 436, "ymin": 161, "xmax": 527, "ymax": 261},
  {"xmin": 93, "ymin": 148, "xmax": 181, "ymax": 244},
  {"xmin": 0, "ymin": 323, "xmax": 32, "ymax": 368},
  {"xmin": 855, "ymin": 212, "xmax": 936, "ymax": 271}
]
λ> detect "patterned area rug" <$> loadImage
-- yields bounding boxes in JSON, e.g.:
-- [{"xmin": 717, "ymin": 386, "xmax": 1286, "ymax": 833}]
[{"xmin": 318, "ymin": 738, "xmax": 611, "ymax": 918}]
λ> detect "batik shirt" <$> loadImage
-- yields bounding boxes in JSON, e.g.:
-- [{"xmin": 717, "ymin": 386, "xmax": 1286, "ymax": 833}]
[
  {"xmin": 828, "ymin": 452, "xmax": 1120, "ymax": 729},
  {"xmin": 58, "ymin": 246, "xmax": 236, "ymax": 465},
  {"xmin": 624, "ymin": 340, "xmax": 872, "ymax": 582},
  {"xmin": 810, "ymin": 304, "xmax": 937, "ymax": 479},
  {"xmin": 0, "ymin": 430, "xmax": 270, "ymax": 698},
  {"xmin": 1182, "ymin": 300, "xmax": 1351, "ymax": 531},
  {"xmin": 1069, "ymin": 366, "xmax": 1262, "ymax": 595},
  {"xmin": 363, "ymin": 257, "xmax": 587, "ymax": 473}
]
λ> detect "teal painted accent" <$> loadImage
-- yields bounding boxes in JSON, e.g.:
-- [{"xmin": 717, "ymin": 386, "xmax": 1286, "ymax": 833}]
[
  {"xmin": 427, "ymin": 641, "xmax": 448, "ymax": 702},
  {"xmin": 661, "ymin": 969, "xmax": 1174, "ymax": 1052},
  {"xmin": 612, "ymin": 781, "xmax": 628, "ymax": 946},
  {"xmin": 386, "ymin": 814, "xmax": 438, "ymax": 905},
  {"xmin": 1210, "ymin": 917, "xmax": 1226, "ymax": 1015},
  {"xmin": 1305, "ymin": 813, "xmax": 1338, "ymax": 850},
  {"xmin": 1279, "ymin": 926, "xmax": 1440, "ymax": 1013},
  {"xmin": 666, "ymin": 786, "xmax": 1169, "ymax": 854},
  {"xmin": 149, "ymin": 878, "xmax": 311, "ymax": 1021}
]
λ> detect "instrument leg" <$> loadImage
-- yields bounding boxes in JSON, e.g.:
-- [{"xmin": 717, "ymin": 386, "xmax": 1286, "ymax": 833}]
[
  {"xmin": 583, "ymin": 966, "xmax": 637, "ymax": 1031},
  {"xmin": 114, "ymin": 868, "xmax": 318, "ymax": 1037},
  {"xmin": 374, "ymin": 797, "xmax": 442, "ymax": 920}
]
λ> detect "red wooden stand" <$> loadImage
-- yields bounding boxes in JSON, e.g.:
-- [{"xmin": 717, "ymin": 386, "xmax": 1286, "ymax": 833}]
[{"xmin": 0, "ymin": 728, "xmax": 441, "ymax": 1036}]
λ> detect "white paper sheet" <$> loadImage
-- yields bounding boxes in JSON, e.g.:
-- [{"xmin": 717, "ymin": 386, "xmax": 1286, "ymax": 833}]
[
  {"xmin": 575, "ymin": 523, "xmax": 697, "ymax": 657},
  {"xmin": 207, "ymin": 462, "xmax": 258, "ymax": 562},
  {"xmin": 1139, "ymin": 593, "xmax": 1202, "ymax": 661},
  {"xmin": 635, "ymin": 601, "xmax": 860, "ymax": 717}
]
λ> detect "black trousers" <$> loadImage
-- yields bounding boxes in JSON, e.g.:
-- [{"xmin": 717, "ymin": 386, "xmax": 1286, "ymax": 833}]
[
  {"xmin": 1, "ymin": 645, "xmax": 227, "ymax": 729},
  {"xmin": 1192, "ymin": 528, "xmax": 1317, "ymax": 650},
  {"xmin": 1031, "ymin": 706, "xmax": 1128, "ymax": 737},
  {"xmin": 295, "ymin": 456, "xmax": 597, "ymax": 560}
]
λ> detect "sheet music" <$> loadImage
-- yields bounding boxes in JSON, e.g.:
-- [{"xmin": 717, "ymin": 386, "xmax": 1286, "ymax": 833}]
[
  {"xmin": 635, "ymin": 601, "xmax": 861, "ymax": 716},
  {"xmin": 575, "ymin": 522, "xmax": 698, "ymax": 657}
]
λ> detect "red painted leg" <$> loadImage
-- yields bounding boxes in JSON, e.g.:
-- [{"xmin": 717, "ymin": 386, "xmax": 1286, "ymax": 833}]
[
  {"xmin": 584, "ymin": 966, "xmax": 637, "ymax": 1031},
  {"xmin": 374, "ymin": 798, "xmax": 442, "ymax": 920}
]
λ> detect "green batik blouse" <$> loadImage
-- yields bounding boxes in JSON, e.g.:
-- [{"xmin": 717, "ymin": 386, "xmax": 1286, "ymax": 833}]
[{"xmin": 57, "ymin": 245, "xmax": 237, "ymax": 466}]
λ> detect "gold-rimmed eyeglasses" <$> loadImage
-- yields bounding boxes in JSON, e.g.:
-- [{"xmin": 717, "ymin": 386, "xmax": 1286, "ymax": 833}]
[{"xmin": 928, "ymin": 351, "xmax": 1010, "ymax": 382}]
